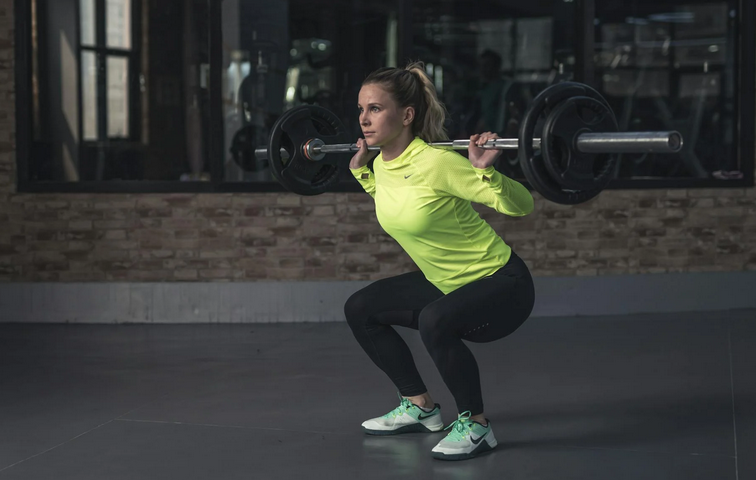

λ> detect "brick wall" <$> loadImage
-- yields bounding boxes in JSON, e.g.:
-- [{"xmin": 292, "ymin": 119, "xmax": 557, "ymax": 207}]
[{"xmin": 1, "ymin": 1, "xmax": 755, "ymax": 282}]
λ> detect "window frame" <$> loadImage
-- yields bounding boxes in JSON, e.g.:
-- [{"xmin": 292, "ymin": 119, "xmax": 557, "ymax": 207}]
[
  {"xmin": 78, "ymin": 0, "xmax": 142, "ymax": 144},
  {"xmin": 14, "ymin": 0, "xmax": 755, "ymax": 193},
  {"xmin": 595, "ymin": 0, "xmax": 755, "ymax": 190}
]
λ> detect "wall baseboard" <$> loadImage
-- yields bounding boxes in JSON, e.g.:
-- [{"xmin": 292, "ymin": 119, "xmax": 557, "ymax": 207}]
[{"xmin": 1, "ymin": 272, "xmax": 754, "ymax": 324}]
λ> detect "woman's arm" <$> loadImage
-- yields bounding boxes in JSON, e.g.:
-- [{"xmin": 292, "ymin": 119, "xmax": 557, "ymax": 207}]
[
  {"xmin": 426, "ymin": 148, "xmax": 534, "ymax": 216},
  {"xmin": 350, "ymin": 165, "xmax": 376, "ymax": 198}
]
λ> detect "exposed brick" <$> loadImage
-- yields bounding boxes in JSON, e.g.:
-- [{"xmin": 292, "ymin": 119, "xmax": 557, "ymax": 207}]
[
  {"xmin": 312, "ymin": 205, "xmax": 336, "ymax": 216},
  {"xmin": 136, "ymin": 208, "xmax": 173, "ymax": 218},
  {"xmin": 135, "ymin": 197, "xmax": 170, "ymax": 209},
  {"xmin": 264, "ymin": 268, "xmax": 305, "ymax": 280},
  {"xmin": 275, "ymin": 195, "xmax": 302, "ymax": 207},
  {"xmin": 68, "ymin": 220, "xmax": 93, "ymax": 231},
  {"xmin": 94, "ymin": 199, "xmax": 137, "ymax": 209},
  {"xmin": 235, "ymin": 217, "xmax": 278, "ymax": 228},
  {"xmin": 173, "ymin": 269, "xmax": 198, "ymax": 280},
  {"xmin": 198, "ymin": 249, "xmax": 242, "ymax": 259},
  {"xmin": 162, "ymin": 195, "xmax": 196, "ymax": 208},
  {"xmin": 198, "ymin": 208, "xmax": 234, "ymax": 218},
  {"xmin": 304, "ymin": 266, "xmax": 338, "ymax": 278},
  {"xmin": 243, "ymin": 207, "xmax": 264, "ymax": 217}
]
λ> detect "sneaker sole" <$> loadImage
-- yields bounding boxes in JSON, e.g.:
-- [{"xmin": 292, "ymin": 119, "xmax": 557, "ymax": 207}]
[
  {"xmin": 431, "ymin": 440, "xmax": 497, "ymax": 461},
  {"xmin": 363, "ymin": 422, "xmax": 444, "ymax": 436}
]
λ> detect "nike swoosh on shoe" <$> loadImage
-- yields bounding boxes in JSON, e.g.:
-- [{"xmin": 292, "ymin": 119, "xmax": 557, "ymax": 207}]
[{"xmin": 417, "ymin": 412, "xmax": 437, "ymax": 420}]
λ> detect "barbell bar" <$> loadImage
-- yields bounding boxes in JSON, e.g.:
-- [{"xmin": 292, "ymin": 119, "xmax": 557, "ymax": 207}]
[
  {"xmin": 254, "ymin": 131, "xmax": 682, "ymax": 162},
  {"xmin": 235, "ymin": 82, "xmax": 687, "ymax": 203}
]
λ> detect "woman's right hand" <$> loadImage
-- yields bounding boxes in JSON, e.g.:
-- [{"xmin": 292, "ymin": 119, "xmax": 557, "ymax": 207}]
[{"xmin": 349, "ymin": 138, "xmax": 378, "ymax": 170}]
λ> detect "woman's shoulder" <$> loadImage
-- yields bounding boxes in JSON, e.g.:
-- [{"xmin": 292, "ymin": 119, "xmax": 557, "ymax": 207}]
[{"xmin": 418, "ymin": 143, "xmax": 470, "ymax": 166}]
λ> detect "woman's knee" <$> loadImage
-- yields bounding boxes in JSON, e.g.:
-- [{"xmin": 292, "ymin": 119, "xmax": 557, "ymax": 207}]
[
  {"xmin": 344, "ymin": 289, "xmax": 374, "ymax": 328},
  {"xmin": 417, "ymin": 303, "xmax": 453, "ymax": 345}
]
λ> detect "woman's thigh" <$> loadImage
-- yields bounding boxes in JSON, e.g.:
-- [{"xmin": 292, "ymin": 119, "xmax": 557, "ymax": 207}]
[
  {"xmin": 423, "ymin": 253, "xmax": 535, "ymax": 343},
  {"xmin": 344, "ymin": 270, "xmax": 444, "ymax": 328}
]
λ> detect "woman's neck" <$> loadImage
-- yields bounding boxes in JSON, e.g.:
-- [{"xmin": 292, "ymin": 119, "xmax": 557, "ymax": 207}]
[{"xmin": 381, "ymin": 129, "xmax": 415, "ymax": 161}]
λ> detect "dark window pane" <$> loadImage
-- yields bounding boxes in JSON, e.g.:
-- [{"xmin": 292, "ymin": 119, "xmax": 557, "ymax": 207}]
[
  {"xmin": 30, "ymin": 0, "xmax": 211, "ymax": 182},
  {"xmin": 221, "ymin": 0, "xmax": 399, "ymax": 183},
  {"xmin": 595, "ymin": 1, "xmax": 738, "ymax": 179},
  {"xmin": 412, "ymin": 1, "xmax": 577, "ymax": 180}
]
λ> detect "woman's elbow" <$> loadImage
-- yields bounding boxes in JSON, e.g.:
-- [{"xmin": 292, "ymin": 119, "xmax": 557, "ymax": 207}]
[
  {"xmin": 512, "ymin": 194, "xmax": 534, "ymax": 216},
  {"xmin": 522, "ymin": 195, "xmax": 535, "ymax": 215}
]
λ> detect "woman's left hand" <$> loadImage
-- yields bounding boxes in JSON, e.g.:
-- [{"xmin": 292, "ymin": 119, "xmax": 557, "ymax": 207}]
[{"xmin": 468, "ymin": 132, "xmax": 502, "ymax": 169}]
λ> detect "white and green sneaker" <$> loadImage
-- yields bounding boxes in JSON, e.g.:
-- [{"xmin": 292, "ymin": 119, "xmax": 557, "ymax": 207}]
[
  {"xmin": 362, "ymin": 395, "xmax": 444, "ymax": 436},
  {"xmin": 431, "ymin": 411, "xmax": 497, "ymax": 461}
]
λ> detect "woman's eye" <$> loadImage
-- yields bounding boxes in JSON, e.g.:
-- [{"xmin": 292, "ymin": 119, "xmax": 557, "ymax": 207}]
[{"xmin": 371, "ymin": 107, "xmax": 379, "ymax": 112}]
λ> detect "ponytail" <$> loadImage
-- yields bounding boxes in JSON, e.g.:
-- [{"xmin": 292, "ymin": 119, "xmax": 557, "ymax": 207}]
[
  {"xmin": 362, "ymin": 61, "xmax": 449, "ymax": 142},
  {"xmin": 405, "ymin": 62, "xmax": 449, "ymax": 142}
]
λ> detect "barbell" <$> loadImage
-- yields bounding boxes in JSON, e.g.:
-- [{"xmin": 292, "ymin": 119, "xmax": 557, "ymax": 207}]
[{"xmin": 240, "ymin": 82, "xmax": 684, "ymax": 205}]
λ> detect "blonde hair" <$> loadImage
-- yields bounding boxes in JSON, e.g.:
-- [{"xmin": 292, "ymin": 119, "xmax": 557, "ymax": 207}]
[{"xmin": 362, "ymin": 61, "xmax": 449, "ymax": 142}]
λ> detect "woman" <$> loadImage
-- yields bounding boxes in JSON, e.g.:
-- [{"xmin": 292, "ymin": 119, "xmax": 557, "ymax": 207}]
[{"xmin": 345, "ymin": 62, "xmax": 535, "ymax": 461}]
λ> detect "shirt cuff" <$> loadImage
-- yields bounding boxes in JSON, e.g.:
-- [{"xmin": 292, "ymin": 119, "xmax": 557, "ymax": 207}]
[
  {"xmin": 471, "ymin": 165, "xmax": 502, "ymax": 187},
  {"xmin": 350, "ymin": 165, "xmax": 373, "ymax": 181}
]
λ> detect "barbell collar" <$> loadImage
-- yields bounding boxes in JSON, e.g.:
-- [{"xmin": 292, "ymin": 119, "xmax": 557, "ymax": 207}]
[{"xmin": 254, "ymin": 131, "xmax": 683, "ymax": 161}]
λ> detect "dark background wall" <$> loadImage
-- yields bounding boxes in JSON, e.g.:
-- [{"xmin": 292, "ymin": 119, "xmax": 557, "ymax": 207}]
[{"xmin": 0, "ymin": 0, "xmax": 755, "ymax": 284}]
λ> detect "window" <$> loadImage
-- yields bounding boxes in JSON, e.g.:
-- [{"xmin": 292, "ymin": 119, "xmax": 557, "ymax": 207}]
[
  {"xmin": 411, "ymin": 1, "xmax": 580, "ymax": 180},
  {"xmin": 15, "ymin": 0, "xmax": 755, "ymax": 193},
  {"xmin": 220, "ymin": 0, "xmax": 402, "ymax": 185},
  {"xmin": 80, "ymin": 0, "xmax": 134, "ymax": 141},
  {"xmin": 595, "ymin": 0, "xmax": 749, "ymax": 183},
  {"xmin": 21, "ymin": 0, "xmax": 212, "ymax": 186}
]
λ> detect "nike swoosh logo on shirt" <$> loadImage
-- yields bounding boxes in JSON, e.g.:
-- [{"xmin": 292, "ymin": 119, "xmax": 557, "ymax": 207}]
[{"xmin": 404, "ymin": 174, "xmax": 413, "ymax": 179}]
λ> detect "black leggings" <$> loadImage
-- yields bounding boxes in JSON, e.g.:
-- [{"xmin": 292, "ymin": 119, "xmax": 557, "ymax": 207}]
[{"xmin": 344, "ymin": 252, "xmax": 535, "ymax": 416}]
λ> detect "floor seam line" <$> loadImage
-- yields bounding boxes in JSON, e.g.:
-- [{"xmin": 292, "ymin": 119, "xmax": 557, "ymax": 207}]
[
  {"xmin": 114, "ymin": 418, "xmax": 343, "ymax": 436},
  {"xmin": 540, "ymin": 443, "xmax": 737, "ymax": 459},
  {"xmin": 0, "ymin": 401, "xmax": 164, "ymax": 474},
  {"xmin": 0, "ymin": 419, "xmax": 115, "ymax": 474},
  {"xmin": 728, "ymin": 324, "xmax": 740, "ymax": 480}
]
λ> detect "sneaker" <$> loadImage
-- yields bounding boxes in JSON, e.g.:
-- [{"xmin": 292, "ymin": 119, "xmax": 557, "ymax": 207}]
[
  {"xmin": 431, "ymin": 411, "xmax": 497, "ymax": 461},
  {"xmin": 362, "ymin": 394, "xmax": 444, "ymax": 436}
]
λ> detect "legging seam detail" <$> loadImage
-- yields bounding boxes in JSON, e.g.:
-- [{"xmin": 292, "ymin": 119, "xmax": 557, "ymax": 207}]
[{"xmin": 464, "ymin": 322, "xmax": 490, "ymax": 336}]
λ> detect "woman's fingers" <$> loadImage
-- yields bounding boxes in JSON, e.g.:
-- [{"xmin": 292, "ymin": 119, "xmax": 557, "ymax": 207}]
[{"xmin": 473, "ymin": 132, "xmax": 500, "ymax": 147}]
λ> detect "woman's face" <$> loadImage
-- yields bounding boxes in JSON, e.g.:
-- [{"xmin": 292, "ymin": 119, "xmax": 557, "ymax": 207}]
[{"xmin": 358, "ymin": 84, "xmax": 413, "ymax": 147}]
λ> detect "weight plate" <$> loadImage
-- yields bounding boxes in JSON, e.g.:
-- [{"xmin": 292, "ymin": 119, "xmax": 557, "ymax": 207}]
[
  {"xmin": 541, "ymin": 95, "xmax": 618, "ymax": 191},
  {"xmin": 518, "ymin": 82, "xmax": 609, "ymax": 205},
  {"xmin": 230, "ymin": 125, "xmax": 269, "ymax": 172},
  {"xmin": 267, "ymin": 105, "xmax": 350, "ymax": 195}
]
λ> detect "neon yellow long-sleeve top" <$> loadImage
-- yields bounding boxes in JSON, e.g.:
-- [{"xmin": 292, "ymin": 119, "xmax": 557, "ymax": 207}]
[{"xmin": 351, "ymin": 137, "xmax": 534, "ymax": 295}]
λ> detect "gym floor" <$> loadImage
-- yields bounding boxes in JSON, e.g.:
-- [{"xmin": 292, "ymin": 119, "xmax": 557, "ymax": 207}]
[{"xmin": 1, "ymin": 310, "xmax": 753, "ymax": 480}]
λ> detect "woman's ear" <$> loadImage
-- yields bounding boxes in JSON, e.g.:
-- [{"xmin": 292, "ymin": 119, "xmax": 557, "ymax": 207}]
[{"xmin": 403, "ymin": 106, "xmax": 415, "ymax": 126}]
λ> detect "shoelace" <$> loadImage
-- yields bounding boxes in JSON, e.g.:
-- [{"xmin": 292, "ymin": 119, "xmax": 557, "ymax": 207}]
[
  {"xmin": 383, "ymin": 395, "xmax": 414, "ymax": 419},
  {"xmin": 443, "ymin": 411, "xmax": 474, "ymax": 441}
]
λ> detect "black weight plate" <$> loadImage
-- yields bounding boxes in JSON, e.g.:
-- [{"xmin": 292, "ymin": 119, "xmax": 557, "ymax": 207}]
[
  {"xmin": 541, "ymin": 95, "xmax": 619, "ymax": 191},
  {"xmin": 267, "ymin": 105, "xmax": 350, "ymax": 196},
  {"xmin": 518, "ymin": 82, "xmax": 608, "ymax": 205},
  {"xmin": 230, "ymin": 125, "xmax": 269, "ymax": 172}
]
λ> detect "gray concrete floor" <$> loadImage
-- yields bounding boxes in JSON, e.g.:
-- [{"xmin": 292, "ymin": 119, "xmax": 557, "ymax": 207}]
[{"xmin": 0, "ymin": 310, "xmax": 754, "ymax": 480}]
